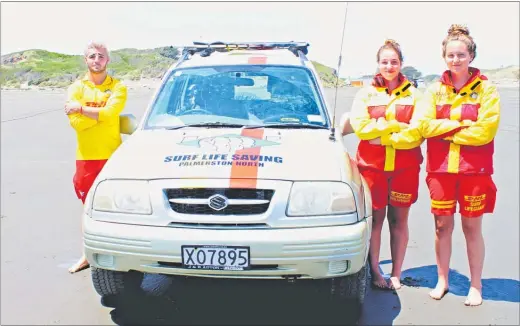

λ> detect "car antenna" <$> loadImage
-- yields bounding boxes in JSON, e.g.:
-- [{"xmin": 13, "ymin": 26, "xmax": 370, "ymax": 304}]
[{"xmin": 329, "ymin": 2, "xmax": 349, "ymax": 142}]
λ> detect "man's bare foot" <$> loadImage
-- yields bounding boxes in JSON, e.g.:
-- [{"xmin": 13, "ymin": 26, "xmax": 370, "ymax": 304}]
[
  {"xmin": 389, "ymin": 276, "xmax": 402, "ymax": 290},
  {"xmin": 68, "ymin": 257, "xmax": 90, "ymax": 274},
  {"xmin": 371, "ymin": 273, "xmax": 389, "ymax": 290},
  {"xmin": 429, "ymin": 281, "xmax": 449, "ymax": 300},
  {"xmin": 464, "ymin": 287, "xmax": 483, "ymax": 306}
]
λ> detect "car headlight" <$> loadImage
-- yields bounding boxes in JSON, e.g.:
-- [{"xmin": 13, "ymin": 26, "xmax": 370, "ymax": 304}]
[
  {"xmin": 287, "ymin": 182, "xmax": 357, "ymax": 216},
  {"xmin": 92, "ymin": 180, "xmax": 152, "ymax": 215}
]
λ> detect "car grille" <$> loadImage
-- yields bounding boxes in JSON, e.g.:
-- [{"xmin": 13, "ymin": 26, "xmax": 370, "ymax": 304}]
[
  {"xmin": 165, "ymin": 188, "xmax": 275, "ymax": 215},
  {"xmin": 168, "ymin": 222, "xmax": 269, "ymax": 229}
]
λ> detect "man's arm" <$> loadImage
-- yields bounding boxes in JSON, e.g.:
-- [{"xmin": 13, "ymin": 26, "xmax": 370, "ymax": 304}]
[
  {"xmin": 66, "ymin": 82, "xmax": 98, "ymax": 132},
  {"xmin": 79, "ymin": 82, "xmax": 128, "ymax": 121}
]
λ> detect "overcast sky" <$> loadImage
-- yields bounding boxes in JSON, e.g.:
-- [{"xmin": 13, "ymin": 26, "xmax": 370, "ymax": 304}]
[{"xmin": 2, "ymin": 1, "xmax": 518, "ymax": 77}]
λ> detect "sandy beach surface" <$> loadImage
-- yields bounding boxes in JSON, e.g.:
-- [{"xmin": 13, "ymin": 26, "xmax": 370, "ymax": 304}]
[{"xmin": 1, "ymin": 85, "xmax": 518, "ymax": 325}]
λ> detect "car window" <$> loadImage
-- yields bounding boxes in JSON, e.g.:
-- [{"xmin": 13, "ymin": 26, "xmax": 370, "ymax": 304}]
[{"xmin": 144, "ymin": 65, "xmax": 328, "ymax": 129}]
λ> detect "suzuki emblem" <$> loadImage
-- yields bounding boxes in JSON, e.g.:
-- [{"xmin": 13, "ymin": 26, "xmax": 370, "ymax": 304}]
[{"xmin": 208, "ymin": 194, "xmax": 229, "ymax": 211}]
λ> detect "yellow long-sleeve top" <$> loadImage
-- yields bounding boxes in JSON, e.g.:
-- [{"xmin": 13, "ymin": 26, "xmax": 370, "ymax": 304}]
[
  {"xmin": 67, "ymin": 74, "xmax": 127, "ymax": 160},
  {"xmin": 349, "ymin": 74, "xmax": 424, "ymax": 172},
  {"xmin": 416, "ymin": 67, "xmax": 500, "ymax": 174}
]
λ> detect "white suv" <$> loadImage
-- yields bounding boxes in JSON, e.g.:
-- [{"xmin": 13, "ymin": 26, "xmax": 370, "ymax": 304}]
[{"xmin": 83, "ymin": 42, "xmax": 373, "ymax": 314}]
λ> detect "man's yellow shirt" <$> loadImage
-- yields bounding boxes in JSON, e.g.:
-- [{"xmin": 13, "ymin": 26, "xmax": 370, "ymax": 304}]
[{"xmin": 67, "ymin": 75, "xmax": 127, "ymax": 160}]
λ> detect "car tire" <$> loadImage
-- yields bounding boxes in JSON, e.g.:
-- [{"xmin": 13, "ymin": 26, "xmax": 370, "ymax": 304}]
[
  {"xmin": 91, "ymin": 267, "xmax": 144, "ymax": 296},
  {"xmin": 329, "ymin": 261, "xmax": 368, "ymax": 312}
]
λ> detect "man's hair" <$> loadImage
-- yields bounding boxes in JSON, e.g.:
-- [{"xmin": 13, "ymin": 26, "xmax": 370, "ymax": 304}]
[{"xmin": 84, "ymin": 41, "xmax": 109, "ymax": 58}]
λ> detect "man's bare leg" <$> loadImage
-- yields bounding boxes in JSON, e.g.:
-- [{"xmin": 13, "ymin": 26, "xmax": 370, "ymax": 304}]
[
  {"xmin": 461, "ymin": 215, "xmax": 485, "ymax": 306},
  {"xmin": 69, "ymin": 254, "xmax": 90, "ymax": 273},
  {"xmin": 387, "ymin": 206, "xmax": 410, "ymax": 290},
  {"xmin": 369, "ymin": 207, "xmax": 388, "ymax": 289},
  {"xmin": 430, "ymin": 214, "xmax": 454, "ymax": 299}
]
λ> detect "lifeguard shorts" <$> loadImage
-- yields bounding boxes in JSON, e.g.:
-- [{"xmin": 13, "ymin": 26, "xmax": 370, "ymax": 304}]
[
  {"xmin": 359, "ymin": 166, "xmax": 420, "ymax": 210},
  {"xmin": 73, "ymin": 160, "xmax": 108, "ymax": 204},
  {"xmin": 426, "ymin": 173, "xmax": 497, "ymax": 218}
]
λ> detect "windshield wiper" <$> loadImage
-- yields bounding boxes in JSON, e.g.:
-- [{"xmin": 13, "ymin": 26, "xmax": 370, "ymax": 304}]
[
  {"xmin": 165, "ymin": 122, "xmax": 246, "ymax": 130},
  {"xmin": 244, "ymin": 123, "xmax": 328, "ymax": 129},
  {"xmin": 162, "ymin": 122, "xmax": 328, "ymax": 130}
]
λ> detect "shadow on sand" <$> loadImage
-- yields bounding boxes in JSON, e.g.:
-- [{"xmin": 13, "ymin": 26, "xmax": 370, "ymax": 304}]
[
  {"xmin": 100, "ymin": 273, "xmax": 402, "ymax": 325},
  {"xmin": 398, "ymin": 264, "xmax": 520, "ymax": 303}
]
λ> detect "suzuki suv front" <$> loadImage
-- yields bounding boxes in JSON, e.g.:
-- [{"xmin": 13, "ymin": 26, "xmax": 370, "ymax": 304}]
[{"xmin": 83, "ymin": 42, "xmax": 373, "ymax": 317}]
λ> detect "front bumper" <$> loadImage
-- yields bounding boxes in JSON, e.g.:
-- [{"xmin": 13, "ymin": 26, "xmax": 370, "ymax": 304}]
[{"xmin": 84, "ymin": 216, "xmax": 371, "ymax": 280}]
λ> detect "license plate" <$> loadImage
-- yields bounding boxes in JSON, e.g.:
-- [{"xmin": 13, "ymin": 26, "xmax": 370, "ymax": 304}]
[{"xmin": 181, "ymin": 245, "xmax": 250, "ymax": 270}]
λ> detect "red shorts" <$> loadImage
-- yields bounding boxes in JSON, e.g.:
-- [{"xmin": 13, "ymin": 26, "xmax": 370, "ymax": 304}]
[
  {"xmin": 426, "ymin": 173, "xmax": 497, "ymax": 218},
  {"xmin": 73, "ymin": 160, "xmax": 107, "ymax": 203},
  {"xmin": 359, "ymin": 166, "xmax": 420, "ymax": 210}
]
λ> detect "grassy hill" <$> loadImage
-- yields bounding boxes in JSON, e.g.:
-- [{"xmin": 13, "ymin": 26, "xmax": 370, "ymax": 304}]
[
  {"xmin": 311, "ymin": 61, "xmax": 347, "ymax": 87},
  {"xmin": 1, "ymin": 47, "xmax": 178, "ymax": 88},
  {"xmin": 2, "ymin": 48, "xmax": 516, "ymax": 89},
  {"xmin": 482, "ymin": 65, "xmax": 520, "ymax": 81},
  {"xmin": 1, "ymin": 47, "xmax": 345, "ymax": 89}
]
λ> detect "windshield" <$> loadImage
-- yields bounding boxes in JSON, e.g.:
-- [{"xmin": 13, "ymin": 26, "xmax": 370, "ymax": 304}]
[{"xmin": 143, "ymin": 65, "xmax": 329, "ymax": 129}]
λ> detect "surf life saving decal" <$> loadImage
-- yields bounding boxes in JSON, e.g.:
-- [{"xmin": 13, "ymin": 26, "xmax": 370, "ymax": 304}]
[{"xmin": 163, "ymin": 132, "xmax": 284, "ymax": 168}]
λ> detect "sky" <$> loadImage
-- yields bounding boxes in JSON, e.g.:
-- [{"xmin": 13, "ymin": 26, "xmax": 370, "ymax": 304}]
[{"xmin": 1, "ymin": 1, "xmax": 519, "ymax": 78}]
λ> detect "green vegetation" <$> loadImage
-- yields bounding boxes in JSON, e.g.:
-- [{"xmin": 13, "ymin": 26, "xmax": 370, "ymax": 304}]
[
  {"xmin": 481, "ymin": 65, "xmax": 519, "ymax": 81},
  {"xmin": 422, "ymin": 66, "xmax": 520, "ymax": 84},
  {"xmin": 401, "ymin": 66, "xmax": 422, "ymax": 80},
  {"xmin": 1, "ymin": 47, "xmax": 347, "ymax": 89},
  {"xmin": 423, "ymin": 74, "xmax": 441, "ymax": 83},
  {"xmin": 353, "ymin": 65, "xmax": 519, "ymax": 86},
  {"xmin": 1, "ymin": 48, "xmax": 517, "ymax": 89},
  {"xmin": 1, "ymin": 47, "xmax": 177, "ymax": 88},
  {"xmin": 311, "ymin": 61, "xmax": 347, "ymax": 87}
]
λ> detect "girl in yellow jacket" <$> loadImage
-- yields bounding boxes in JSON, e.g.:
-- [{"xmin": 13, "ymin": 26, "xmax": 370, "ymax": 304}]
[
  {"xmin": 417, "ymin": 25, "xmax": 500, "ymax": 306},
  {"xmin": 340, "ymin": 40, "xmax": 424, "ymax": 290}
]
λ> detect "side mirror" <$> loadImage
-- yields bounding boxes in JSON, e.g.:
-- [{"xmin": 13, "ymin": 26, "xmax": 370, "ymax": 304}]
[{"xmin": 119, "ymin": 114, "xmax": 138, "ymax": 135}]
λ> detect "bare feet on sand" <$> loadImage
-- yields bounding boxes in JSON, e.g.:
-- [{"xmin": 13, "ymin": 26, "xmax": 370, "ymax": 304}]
[
  {"xmin": 464, "ymin": 287, "xmax": 483, "ymax": 306},
  {"xmin": 68, "ymin": 256, "xmax": 90, "ymax": 274},
  {"xmin": 389, "ymin": 276, "xmax": 402, "ymax": 290},
  {"xmin": 429, "ymin": 281, "xmax": 449, "ymax": 300},
  {"xmin": 371, "ymin": 273, "xmax": 389, "ymax": 290}
]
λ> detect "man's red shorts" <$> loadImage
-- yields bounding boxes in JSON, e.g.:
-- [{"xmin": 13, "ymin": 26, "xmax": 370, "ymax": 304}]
[
  {"xmin": 73, "ymin": 160, "xmax": 107, "ymax": 204},
  {"xmin": 426, "ymin": 173, "xmax": 497, "ymax": 218},
  {"xmin": 359, "ymin": 166, "xmax": 420, "ymax": 210}
]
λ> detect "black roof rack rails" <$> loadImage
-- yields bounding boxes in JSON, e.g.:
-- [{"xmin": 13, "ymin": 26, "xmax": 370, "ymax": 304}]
[{"xmin": 181, "ymin": 41, "xmax": 310, "ymax": 58}]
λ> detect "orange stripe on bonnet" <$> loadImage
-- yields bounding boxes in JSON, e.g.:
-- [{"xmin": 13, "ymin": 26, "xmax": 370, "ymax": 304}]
[{"xmin": 229, "ymin": 129, "xmax": 265, "ymax": 189}]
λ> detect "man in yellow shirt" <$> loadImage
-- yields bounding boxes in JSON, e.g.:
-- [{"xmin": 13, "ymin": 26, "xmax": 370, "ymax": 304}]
[{"xmin": 64, "ymin": 42, "xmax": 127, "ymax": 273}]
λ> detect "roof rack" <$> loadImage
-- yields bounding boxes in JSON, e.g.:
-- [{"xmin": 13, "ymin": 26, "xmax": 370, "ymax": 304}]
[{"xmin": 181, "ymin": 41, "xmax": 310, "ymax": 58}]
